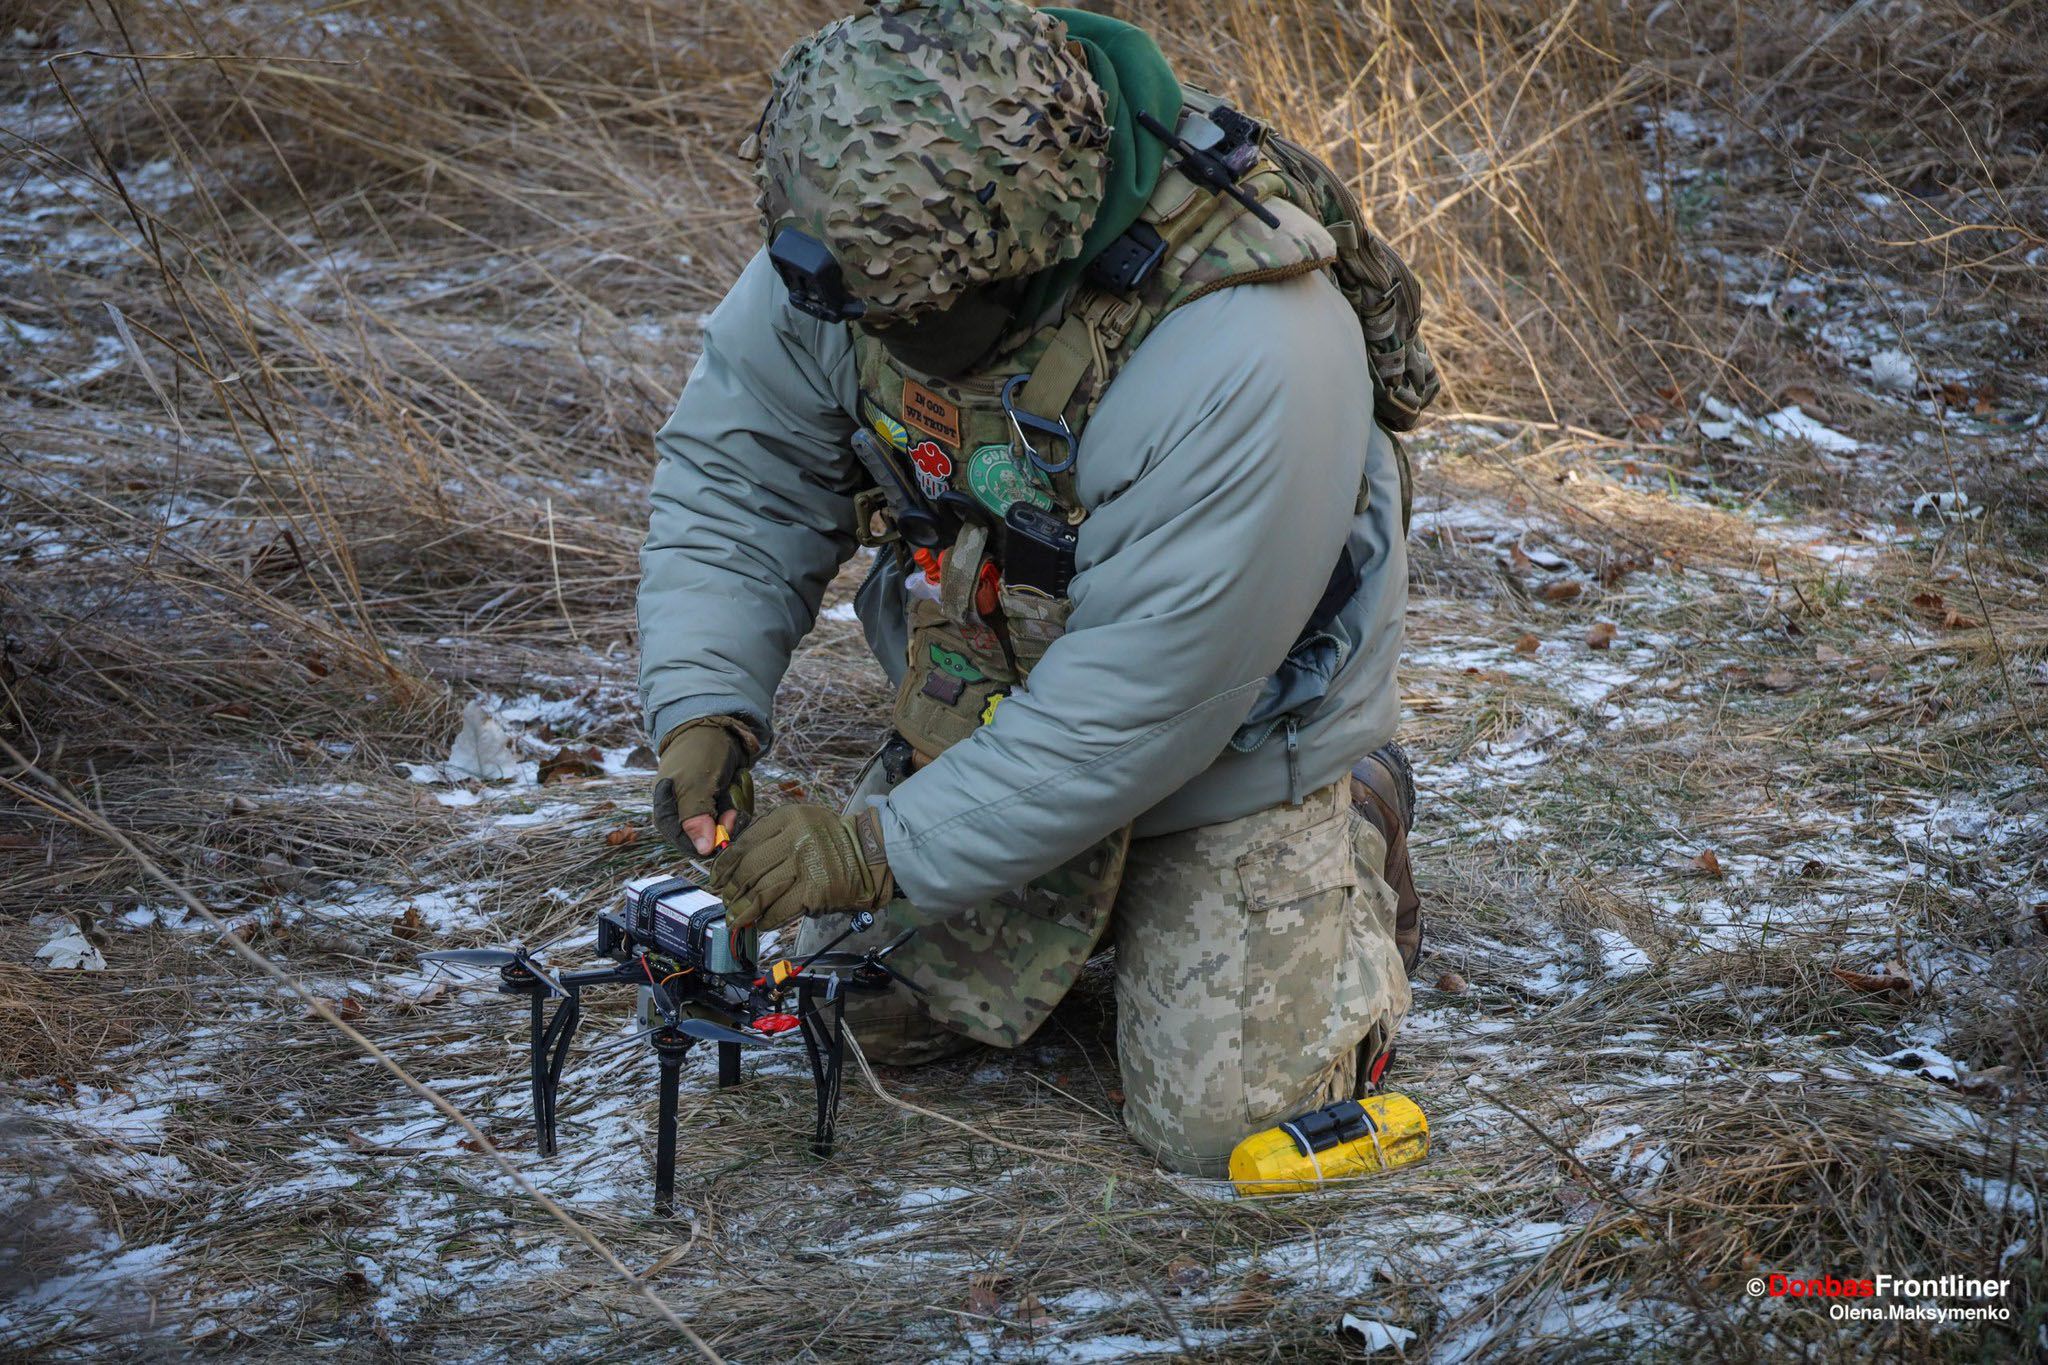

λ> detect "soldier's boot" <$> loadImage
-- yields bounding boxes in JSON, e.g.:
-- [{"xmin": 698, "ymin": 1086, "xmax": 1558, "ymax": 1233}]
[{"xmin": 1351, "ymin": 742, "xmax": 1422, "ymax": 974}]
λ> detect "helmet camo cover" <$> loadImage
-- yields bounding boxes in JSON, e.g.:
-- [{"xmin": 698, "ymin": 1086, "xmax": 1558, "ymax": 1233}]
[{"xmin": 753, "ymin": 0, "xmax": 1109, "ymax": 321}]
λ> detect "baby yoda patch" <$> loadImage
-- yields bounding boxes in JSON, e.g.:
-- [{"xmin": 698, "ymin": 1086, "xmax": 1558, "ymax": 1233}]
[
  {"xmin": 966, "ymin": 443, "xmax": 1054, "ymax": 516},
  {"xmin": 928, "ymin": 642, "xmax": 985, "ymax": 682}
]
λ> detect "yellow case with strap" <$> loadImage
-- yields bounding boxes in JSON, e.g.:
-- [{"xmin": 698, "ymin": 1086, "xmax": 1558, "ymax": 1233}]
[{"xmin": 1229, "ymin": 1092, "xmax": 1428, "ymax": 1196}]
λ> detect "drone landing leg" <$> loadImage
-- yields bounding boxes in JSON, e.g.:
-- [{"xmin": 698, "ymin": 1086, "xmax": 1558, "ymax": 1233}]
[
  {"xmin": 535, "ymin": 988, "xmax": 581, "ymax": 1158},
  {"xmin": 796, "ymin": 977, "xmax": 849, "ymax": 1159},
  {"xmin": 717, "ymin": 1041, "xmax": 741, "ymax": 1089},
  {"xmin": 651, "ymin": 1029, "xmax": 692, "ymax": 1218},
  {"xmin": 527, "ymin": 990, "xmax": 548, "ymax": 1154}
]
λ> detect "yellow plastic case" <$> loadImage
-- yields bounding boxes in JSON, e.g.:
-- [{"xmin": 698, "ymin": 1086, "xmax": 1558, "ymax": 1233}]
[{"xmin": 1229, "ymin": 1092, "xmax": 1428, "ymax": 1196}]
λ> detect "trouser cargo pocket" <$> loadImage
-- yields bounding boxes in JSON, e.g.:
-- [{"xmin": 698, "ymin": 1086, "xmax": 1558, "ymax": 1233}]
[{"xmin": 1235, "ymin": 809, "xmax": 1358, "ymax": 1120}]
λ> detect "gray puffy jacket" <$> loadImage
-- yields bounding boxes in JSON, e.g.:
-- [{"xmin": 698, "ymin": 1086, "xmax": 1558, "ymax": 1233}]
[{"xmin": 639, "ymin": 250, "xmax": 1406, "ymax": 916}]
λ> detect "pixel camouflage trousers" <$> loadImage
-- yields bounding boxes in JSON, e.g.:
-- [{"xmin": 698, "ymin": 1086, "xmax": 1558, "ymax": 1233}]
[{"xmin": 795, "ymin": 771, "xmax": 1412, "ymax": 1176}]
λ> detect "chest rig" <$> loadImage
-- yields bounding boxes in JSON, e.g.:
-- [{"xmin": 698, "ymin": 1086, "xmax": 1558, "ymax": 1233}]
[{"xmin": 848, "ymin": 95, "xmax": 1342, "ymax": 771}]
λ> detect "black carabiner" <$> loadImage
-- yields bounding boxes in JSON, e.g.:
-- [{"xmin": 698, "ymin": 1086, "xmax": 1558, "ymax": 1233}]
[{"xmin": 1001, "ymin": 373, "xmax": 1078, "ymax": 475}]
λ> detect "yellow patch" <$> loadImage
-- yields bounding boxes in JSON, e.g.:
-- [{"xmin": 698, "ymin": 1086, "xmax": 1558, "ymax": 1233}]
[{"xmin": 872, "ymin": 413, "xmax": 909, "ymax": 451}]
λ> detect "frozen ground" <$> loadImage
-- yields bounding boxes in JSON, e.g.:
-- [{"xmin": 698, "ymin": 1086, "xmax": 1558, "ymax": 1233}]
[{"xmin": 4, "ymin": 7, "xmax": 2045, "ymax": 1362}]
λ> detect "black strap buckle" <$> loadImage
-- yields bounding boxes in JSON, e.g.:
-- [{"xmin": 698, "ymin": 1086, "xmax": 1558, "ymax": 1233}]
[{"xmin": 1085, "ymin": 221, "xmax": 1168, "ymax": 294}]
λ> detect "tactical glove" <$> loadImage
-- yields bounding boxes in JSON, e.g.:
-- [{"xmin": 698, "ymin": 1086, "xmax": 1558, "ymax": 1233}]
[
  {"xmin": 710, "ymin": 803, "xmax": 892, "ymax": 933},
  {"xmin": 651, "ymin": 715, "xmax": 758, "ymax": 855}
]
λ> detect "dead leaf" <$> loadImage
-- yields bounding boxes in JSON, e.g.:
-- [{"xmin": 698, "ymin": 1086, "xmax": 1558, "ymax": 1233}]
[
  {"xmin": 1199, "ymin": 1270, "xmax": 1278, "ymax": 1323},
  {"xmin": 1911, "ymin": 591, "xmax": 1946, "ymax": 614},
  {"xmin": 1656, "ymin": 384, "xmax": 1684, "ymax": 407},
  {"xmin": 1940, "ymin": 607, "xmax": 1982, "ymax": 630},
  {"xmin": 209, "ymin": 700, "xmax": 253, "ymax": 720},
  {"xmin": 604, "ymin": 826, "xmax": 639, "ymax": 847},
  {"xmin": 1779, "ymin": 383, "xmax": 1824, "ymax": 411},
  {"xmin": 1598, "ymin": 553, "xmax": 1649, "ymax": 587},
  {"xmin": 1761, "ymin": 667, "xmax": 1799, "ymax": 692},
  {"xmin": 623, "ymin": 744, "xmax": 658, "ymax": 771},
  {"xmin": 1585, "ymin": 621, "xmax": 1616, "ymax": 650},
  {"xmin": 1690, "ymin": 849, "xmax": 1725, "ymax": 878},
  {"xmin": 392, "ymin": 906, "xmax": 425, "ymax": 942},
  {"xmin": 1830, "ymin": 964, "xmax": 1913, "ymax": 995},
  {"xmin": 1958, "ymin": 1065, "xmax": 2013, "ymax": 1094},
  {"xmin": 338, "ymin": 1268, "xmax": 372, "ymax": 1299},
  {"xmin": 776, "ymin": 779, "xmax": 810, "ymax": 803},
  {"xmin": 1165, "ymin": 1257, "xmax": 1209, "ymax": 1295},
  {"xmin": 1509, "ymin": 542, "xmax": 1533, "ymax": 572},
  {"xmin": 1628, "ymin": 411, "xmax": 1663, "ymax": 432},
  {"xmin": 456, "ymin": 1135, "xmax": 527, "ymax": 1154},
  {"xmin": 1537, "ymin": 580, "xmax": 1583, "ymax": 604},
  {"xmin": 1435, "ymin": 971, "xmax": 1468, "ymax": 995},
  {"xmin": 303, "ymin": 652, "xmax": 330, "ymax": 679},
  {"xmin": 1513, "ymin": 633, "xmax": 1542, "ymax": 655},
  {"xmin": 538, "ymin": 745, "xmax": 604, "ymax": 784},
  {"xmin": 1815, "ymin": 644, "xmax": 1850, "ymax": 665},
  {"xmin": 965, "ymin": 1273, "xmax": 1005, "ymax": 1320},
  {"xmin": 1012, "ymin": 1294, "xmax": 1056, "ymax": 1331}
]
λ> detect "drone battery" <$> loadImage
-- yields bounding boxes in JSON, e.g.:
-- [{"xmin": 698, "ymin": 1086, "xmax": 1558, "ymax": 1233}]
[{"xmin": 619, "ymin": 875, "xmax": 757, "ymax": 975}]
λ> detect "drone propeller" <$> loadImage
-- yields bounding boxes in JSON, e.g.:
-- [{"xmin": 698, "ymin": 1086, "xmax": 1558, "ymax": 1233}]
[
  {"xmin": 419, "ymin": 944, "xmax": 568, "ymax": 998},
  {"xmin": 418, "ymin": 947, "xmax": 519, "ymax": 967},
  {"xmin": 792, "ymin": 949, "xmax": 928, "ymax": 998},
  {"xmin": 673, "ymin": 1017, "xmax": 770, "ymax": 1048}
]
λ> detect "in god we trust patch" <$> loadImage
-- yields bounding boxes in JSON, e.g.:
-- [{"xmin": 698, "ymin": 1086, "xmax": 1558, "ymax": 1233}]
[
  {"xmin": 966, "ymin": 443, "xmax": 1054, "ymax": 515},
  {"xmin": 900, "ymin": 379, "xmax": 962, "ymax": 446}
]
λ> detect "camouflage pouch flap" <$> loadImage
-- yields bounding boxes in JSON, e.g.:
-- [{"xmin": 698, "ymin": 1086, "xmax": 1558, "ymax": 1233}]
[
  {"xmin": 1166, "ymin": 187, "xmax": 1336, "ymax": 311},
  {"xmin": 887, "ymin": 824, "xmax": 1132, "ymax": 1048},
  {"xmin": 1260, "ymin": 131, "xmax": 1442, "ymax": 431}
]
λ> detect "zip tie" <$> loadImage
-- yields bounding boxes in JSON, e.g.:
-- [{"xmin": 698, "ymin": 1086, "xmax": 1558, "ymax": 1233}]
[{"xmin": 1362, "ymin": 1105, "xmax": 1390, "ymax": 1171}]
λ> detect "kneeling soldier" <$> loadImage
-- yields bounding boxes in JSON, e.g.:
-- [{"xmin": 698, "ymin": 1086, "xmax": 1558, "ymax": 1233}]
[{"xmin": 638, "ymin": 0, "xmax": 1437, "ymax": 1175}]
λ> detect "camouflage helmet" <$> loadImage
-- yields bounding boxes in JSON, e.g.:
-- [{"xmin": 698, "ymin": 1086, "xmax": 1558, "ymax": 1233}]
[{"xmin": 753, "ymin": 0, "xmax": 1110, "ymax": 322}]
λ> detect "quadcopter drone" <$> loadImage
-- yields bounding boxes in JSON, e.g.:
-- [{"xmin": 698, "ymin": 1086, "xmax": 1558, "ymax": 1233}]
[{"xmin": 419, "ymin": 874, "xmax": 918, "ymax": 1215}]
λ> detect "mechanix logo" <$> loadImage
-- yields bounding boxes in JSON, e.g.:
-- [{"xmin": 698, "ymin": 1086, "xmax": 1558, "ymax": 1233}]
[
  {"xmin": 900, "ymin": 380, "xmax": 962, "ymax": 446},
  {"xmin": 908, "ymin": 440, "xmax": 953, "ymax": 502},
  {"xmin": 965, "ymin": 443, "xmax": 1053, "ymax": 515}
]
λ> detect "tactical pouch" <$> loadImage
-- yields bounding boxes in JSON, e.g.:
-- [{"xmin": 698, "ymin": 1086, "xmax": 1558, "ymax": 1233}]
[
  {"xmin": 995, "ymin": 582, "xmax": 1070, "ymax": 672},
  {"xmin": 893, "ymin": 595, "xmax": 1013, "ymax": 763},
  {"xmin": 1258, "ymin": 128, "xmax": 1442, "ymax": 433}
]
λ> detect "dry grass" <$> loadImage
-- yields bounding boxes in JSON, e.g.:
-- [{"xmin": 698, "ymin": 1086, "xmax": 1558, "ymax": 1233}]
[{"xmin": 4, "ymin": 0, "xmax": 2046, "ymax": 1359}]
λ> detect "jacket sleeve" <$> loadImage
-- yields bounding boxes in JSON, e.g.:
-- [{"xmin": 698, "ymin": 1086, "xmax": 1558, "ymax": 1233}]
[
  {"xmin": 638, "ymin": 250, "xmax": 862, "ymax": 749},
  {"xmin": 877, "ymin": 271, "xmax": 1376, "ymax": 915}
]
